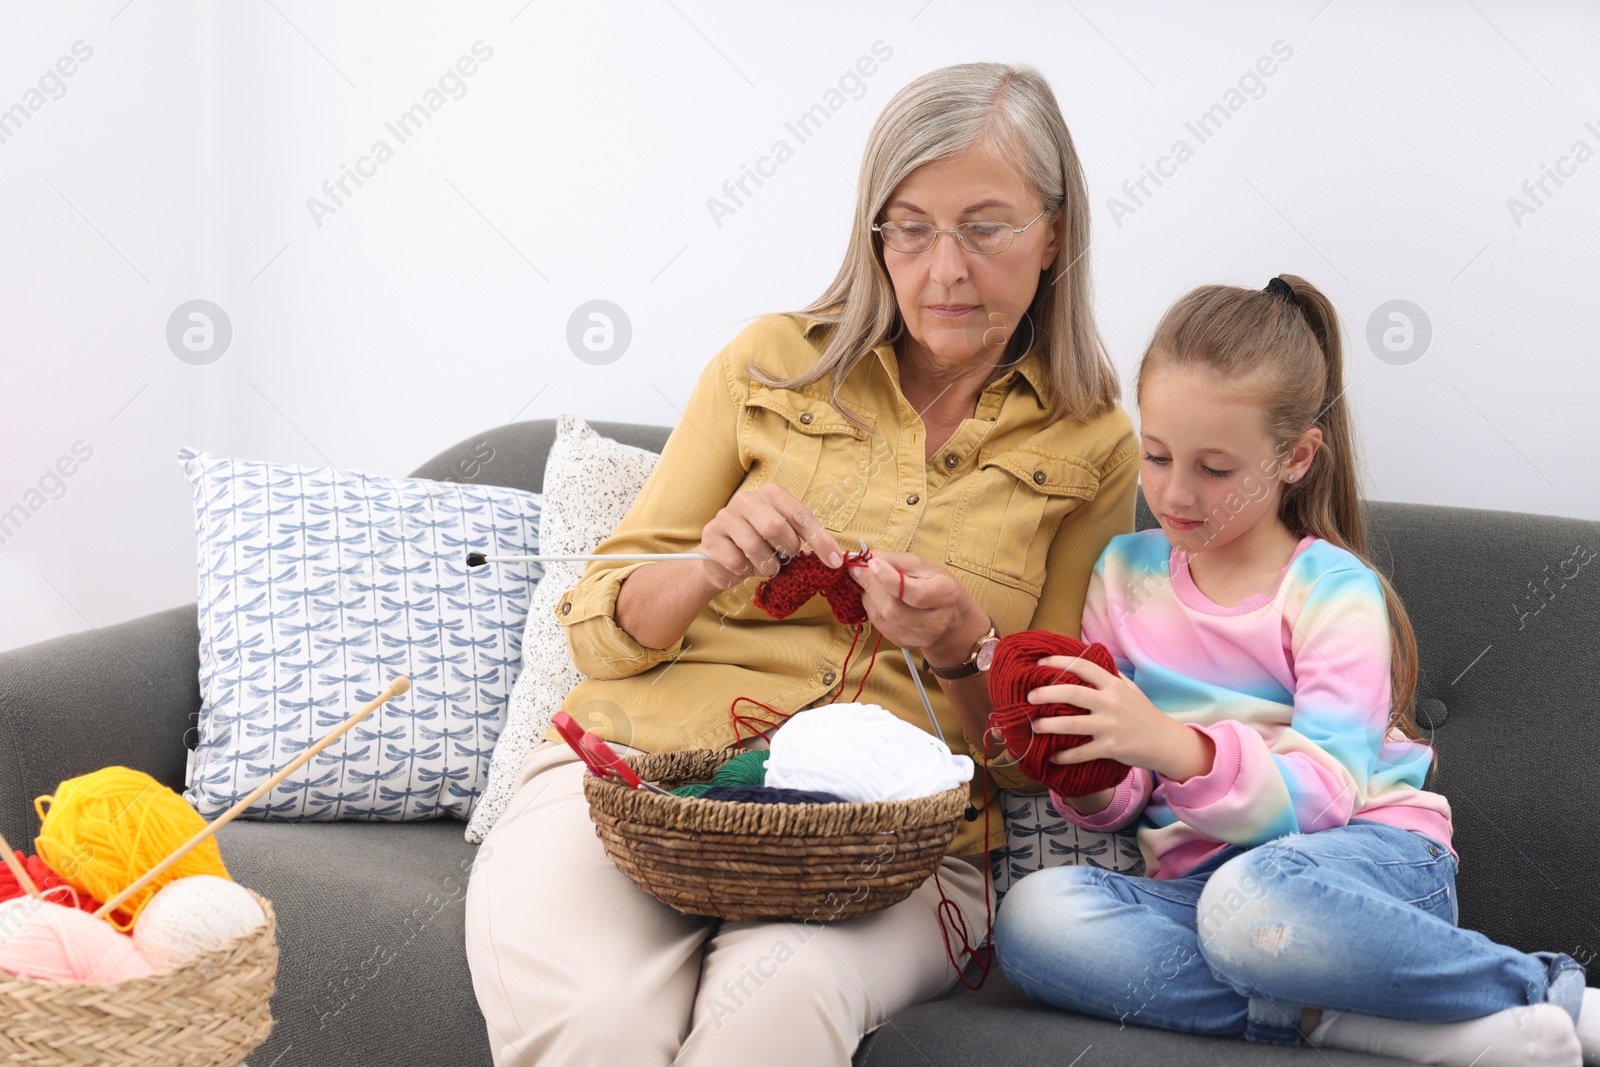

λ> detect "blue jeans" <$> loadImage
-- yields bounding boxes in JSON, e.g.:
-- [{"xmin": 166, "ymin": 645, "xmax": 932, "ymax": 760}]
[{"xmin": 992, "ymin": 819, "xmax": 1587, "ymax": 1045}]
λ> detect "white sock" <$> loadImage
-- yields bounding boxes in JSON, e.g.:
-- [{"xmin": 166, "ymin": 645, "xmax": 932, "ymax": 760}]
[
  {"xmin": 1578, "ymin": 987, "xmax": 1600, "ymax": 1066},
  {"xmin": 1307, "ymin": 1002, "xmax": 1580, "ymax": 1067}
]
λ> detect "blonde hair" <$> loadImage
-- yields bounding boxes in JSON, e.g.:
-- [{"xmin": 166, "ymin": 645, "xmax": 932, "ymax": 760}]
[
  {"xmin": 750, "ymin": 61, "xmax": 1120, "ymax": 435},
  {"xmin": 1135, "ymin": 275, "xmax": 1423, "ymax": 743}
]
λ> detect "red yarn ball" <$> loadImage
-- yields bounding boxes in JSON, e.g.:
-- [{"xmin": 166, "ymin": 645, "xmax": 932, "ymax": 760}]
[
  {"xmin": 0, "ymin": 850, "xmax": 107, "ymax": 915},
  {"xmin": 985, "ymin": 630, "xmax": 1131, "ymax": 797},
  {"xmin": 753, "ymin": 551, "xmax": 871, "ymax": 625}
]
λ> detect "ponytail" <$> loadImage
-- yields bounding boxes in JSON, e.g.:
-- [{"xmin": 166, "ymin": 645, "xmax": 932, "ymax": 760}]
[{"xmin": 1137, "ymin": 274, "xmax": 1424, "ymax": 745}]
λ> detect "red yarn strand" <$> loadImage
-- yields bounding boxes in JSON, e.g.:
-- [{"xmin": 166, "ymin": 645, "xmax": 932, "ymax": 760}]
[
  {"xmin": 832, "ymin": 623, "xmax": 863, "ymax": 703},
  {"xmin": 932, "ymin": 751, "xmax": 994, "ymax": 990},
  {"xmin": 846, "ymin": 629, "xmax": 883, "ymax": 703},
  {"xmin": 728, "ymin": 696, "xmax": 795, "ymax": 749}
]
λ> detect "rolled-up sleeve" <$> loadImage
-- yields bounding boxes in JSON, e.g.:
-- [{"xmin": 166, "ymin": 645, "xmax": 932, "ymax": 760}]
[
  {"xmin": 558, "ymin": 344, "xmax": 750, "ymax": 679},
  {"xmin": 555, "ymin": 561, "xmax": 680, "ymax": 678}
]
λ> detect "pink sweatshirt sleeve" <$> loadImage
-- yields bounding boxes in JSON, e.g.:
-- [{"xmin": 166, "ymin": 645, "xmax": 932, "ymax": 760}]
[{"xmin": 1049, "ymin": 766, "xmax": 1153, "ymax": 832}]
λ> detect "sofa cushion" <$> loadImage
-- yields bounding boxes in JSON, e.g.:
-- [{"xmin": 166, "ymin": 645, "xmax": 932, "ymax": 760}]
[
  {"xmin": 216, "ymin": 818, "xmax": 492, "ymax": 1067},
  {"xmin": 1345, "ymin": 501, "xmax": 1599, "ymax": 959},
  {"xmin": 852, "ymin": 960, "xmax": 1415, "ymax": 1065}
]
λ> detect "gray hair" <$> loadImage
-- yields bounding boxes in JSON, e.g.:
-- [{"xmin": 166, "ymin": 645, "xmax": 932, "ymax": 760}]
[{"xmin": 750, "ymin": 61, "xmax": 1120, "ymax": 435}]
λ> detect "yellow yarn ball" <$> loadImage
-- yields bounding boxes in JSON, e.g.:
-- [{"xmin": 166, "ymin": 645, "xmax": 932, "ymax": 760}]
[{"xmin": 33, "ymin": 766, "xmax": 230, "ymax": 933}]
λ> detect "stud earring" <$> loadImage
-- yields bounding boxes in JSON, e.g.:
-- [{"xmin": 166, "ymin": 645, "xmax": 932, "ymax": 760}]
[{"xmin": 1287, "ymin": 474, "xmax": 1298, "ymax": 482}]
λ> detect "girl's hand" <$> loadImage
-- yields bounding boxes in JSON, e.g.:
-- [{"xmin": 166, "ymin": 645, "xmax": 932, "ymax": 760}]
[
  {"xmin": 1028, "ymin": 655, "xmax": 1215, "ymax": 782},
  {"xmin": 694, "ymin": 484, "xmax": 846, "ymax": 593},
  {"xmin": 846, "ymin": 548, "xmax": 983, "ymax": 661}
]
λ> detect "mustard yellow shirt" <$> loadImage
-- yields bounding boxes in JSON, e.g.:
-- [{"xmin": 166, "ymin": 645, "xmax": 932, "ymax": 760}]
[{"xmin": 543, "ymin": 312, "xmax": 1139, "ymax": 855}]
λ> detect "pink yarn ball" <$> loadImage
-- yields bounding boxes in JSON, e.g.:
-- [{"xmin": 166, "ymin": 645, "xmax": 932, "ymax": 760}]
[{"xmin": 0, "ymin": 896, "xmax": 155, "ymax": 983}]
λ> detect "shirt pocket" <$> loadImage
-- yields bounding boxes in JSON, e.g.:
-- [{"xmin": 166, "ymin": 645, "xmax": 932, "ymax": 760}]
[
  {"xmin": 945, "ymin": 447, "xmax": 1099, "ymax": 596},
  {"xmin": 743, "ymin": 382, "xmax": 876, "ymax": 532}
]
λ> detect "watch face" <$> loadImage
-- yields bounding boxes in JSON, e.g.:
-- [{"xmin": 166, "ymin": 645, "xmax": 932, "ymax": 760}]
[{"xmin": 975, "ymin": 638, "xmax": 996, "ymax": 671}]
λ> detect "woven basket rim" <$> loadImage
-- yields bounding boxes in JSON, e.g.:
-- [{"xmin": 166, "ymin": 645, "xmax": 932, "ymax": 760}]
[
  {"xmin": 583, "ymin": 749, "xmax": 971, "ymax": 837},
  {"xmin": 0, "ymin": 885, "xmax": 277, "ymax": 992}
]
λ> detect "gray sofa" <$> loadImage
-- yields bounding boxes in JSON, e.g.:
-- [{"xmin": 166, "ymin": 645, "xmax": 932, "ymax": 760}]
[{"xmin": 1, "ymin": 416, "xmax": 1593, "ymax": 1067}]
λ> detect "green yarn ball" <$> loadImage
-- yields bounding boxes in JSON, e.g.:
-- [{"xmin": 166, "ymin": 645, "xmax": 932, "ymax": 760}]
[
  {"xmin": 714, "ymin": 749, "xmax": 770, "ymax": 787},
  {"xmin": 669, "ymin": 749, "xmax": 769, "ymax": 797}
]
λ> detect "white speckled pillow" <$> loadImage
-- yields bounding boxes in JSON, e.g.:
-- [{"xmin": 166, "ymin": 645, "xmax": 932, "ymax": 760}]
[{"xmin": 464, "ymin": 415, "xmax": 662, "ymax": 843}]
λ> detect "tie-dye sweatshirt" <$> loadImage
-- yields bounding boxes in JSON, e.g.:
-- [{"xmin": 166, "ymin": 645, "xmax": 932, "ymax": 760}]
[{"xmin": 1050, "ymin": 529, "xmax": 1453, "ymax": 880}]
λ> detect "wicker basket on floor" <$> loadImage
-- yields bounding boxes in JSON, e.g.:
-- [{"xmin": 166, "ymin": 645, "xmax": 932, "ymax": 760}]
[
  {"xmin": 0, "ymin": 887, "xmax": 278, "ymax": 1067},
  {"xmin": 583, "ymin": 749, "xmax": 968, "ymax": 922}
]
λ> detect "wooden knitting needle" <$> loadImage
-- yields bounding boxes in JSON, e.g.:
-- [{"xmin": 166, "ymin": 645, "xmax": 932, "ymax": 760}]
[
  {"xmin": 91, "ymin": 675, "xmax": 412, "ymax": 922},
  {"xmin": 467, "ymin": 551, "xmax": 709, "ymax": 567},
  {"xmin": 0, "ymin": 828, "xmax": 43, "ymax": 900}
]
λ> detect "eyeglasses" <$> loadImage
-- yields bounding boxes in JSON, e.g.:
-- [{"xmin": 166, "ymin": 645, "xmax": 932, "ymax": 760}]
[{"xmin": 872, "ymin": 207, "xmax": 1053, "ymax": 256}]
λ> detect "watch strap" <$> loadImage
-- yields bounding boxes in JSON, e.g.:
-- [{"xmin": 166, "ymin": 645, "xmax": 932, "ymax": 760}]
[{"xmin": 921, "ymin": 617, "xmax": 999, "ymax": 680}]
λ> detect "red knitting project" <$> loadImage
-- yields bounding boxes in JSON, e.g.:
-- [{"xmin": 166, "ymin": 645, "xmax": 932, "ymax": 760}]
[
  {"xmin": 985, "ymin": 630, "xmax": 1131, "ymax": 798},
  {"xmin": 752, "ymin": 549, "xmax": 874, "ymax": 625},
  {"xmin": 730, "ymin": 548, "xmax": 884, "ymax": 747}
]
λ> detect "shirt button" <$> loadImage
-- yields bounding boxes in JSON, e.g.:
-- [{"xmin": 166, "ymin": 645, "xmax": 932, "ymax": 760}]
[
  {"xmin": 986, "ymin": 416, "xmax": 996, "ymax": 422},
  {"xmin": 906, "ymin": 493, "xmax": 920, "ymax": 505},
  {"xmin": 822, "ymin": 671, "xmax": 836, "ymax": 685},
  {"xmin": 944, "ymin": 454, "xmax": 958, "ymax": 468},
  {"xmin": 561, "ymin": 601, "xmax": 572, "ymax": 615},
  {"xmin": 799, "ymin": 412, "xmax": 814, "ymax": 425},
  {"xmin": 1429, "ymin": 845, "xmax": 1440, "ymax": 856},
  {"xmin": 1033, "ymin": 470, "xmax": 1046, "ymax": 484}
]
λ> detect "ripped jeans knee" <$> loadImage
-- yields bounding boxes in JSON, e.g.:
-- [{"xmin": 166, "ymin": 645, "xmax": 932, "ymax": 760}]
[{"xmin": 1194, "ymin": 837, "xmax": 1315, "ymax": 985}]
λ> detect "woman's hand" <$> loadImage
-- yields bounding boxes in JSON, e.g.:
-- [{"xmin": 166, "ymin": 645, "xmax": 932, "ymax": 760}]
[
  {"xmin": 693, "ymin": 483, "xmax": 847, "ymax": 593},
  {"xmin": 846, "ymin": 548, "xmax": 985, "ymax": 663},
  {"xmin": 1028, "ymin": 655, "xmax": 1215, "ymax": 782}
]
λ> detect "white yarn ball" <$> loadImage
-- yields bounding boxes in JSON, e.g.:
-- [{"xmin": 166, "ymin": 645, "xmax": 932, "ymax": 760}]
[
  {"xmin": 132, "ymin": 874, "xmax": 265, "ymax": 971},
  {"xmin": 765, "ymin": 701, "xmax": 975, "ymax": 802}
]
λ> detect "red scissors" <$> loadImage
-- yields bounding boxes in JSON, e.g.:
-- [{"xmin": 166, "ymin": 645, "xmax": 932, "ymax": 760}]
[{"xmin": 552, "ymin": 711, "xmax": 673, "ymax": 795}]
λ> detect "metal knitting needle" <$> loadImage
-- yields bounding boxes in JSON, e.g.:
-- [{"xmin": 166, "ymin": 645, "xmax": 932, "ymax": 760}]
[
  {"xmin": 466, "ymin": 551, "xmax": 709, "ymax": 567},
  {"xmin": 905, "ymin": 644, "xmax": 982, "ymax": 823},
  {"xmin": 902, "ymin": 646, "xmax": 947, "ymax": 745},
  {"xmin": 864, "ymin": 538, "xmax": 980, "ymax": 823},
  {"xmin": 857, "ymin": 538, "xmax": 948, "ymax": 747}
]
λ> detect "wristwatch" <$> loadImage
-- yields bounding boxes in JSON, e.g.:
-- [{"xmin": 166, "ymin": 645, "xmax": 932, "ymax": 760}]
[{"xmin": 921, "ymin": 616, "xmax": 1000, "ymax": 680}]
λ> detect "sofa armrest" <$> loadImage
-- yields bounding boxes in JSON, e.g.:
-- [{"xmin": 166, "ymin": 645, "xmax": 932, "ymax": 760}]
[{"xmin": 0, "ymin": 603, "xmax": 200, "ymax": 849}]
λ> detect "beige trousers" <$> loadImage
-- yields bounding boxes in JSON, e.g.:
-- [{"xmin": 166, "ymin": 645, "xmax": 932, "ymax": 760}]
[{"xmin": 463, "ymin": 737, "xmax": 996, "ymax": 1067}]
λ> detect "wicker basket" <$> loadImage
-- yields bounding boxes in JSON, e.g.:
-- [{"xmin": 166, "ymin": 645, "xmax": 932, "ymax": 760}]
[
  {"xmin": 583, "ymin": 749, "xmax": 968, "ymax": 922},
  {"xmin": 0, "ymin": 887, "xmax": 278, "ymax": 1067}
]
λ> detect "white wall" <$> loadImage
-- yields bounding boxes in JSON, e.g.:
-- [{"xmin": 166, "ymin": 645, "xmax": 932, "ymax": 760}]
[{"xmin": 2, "ymin": 0, "xmax": 1595, "ymax": 654}]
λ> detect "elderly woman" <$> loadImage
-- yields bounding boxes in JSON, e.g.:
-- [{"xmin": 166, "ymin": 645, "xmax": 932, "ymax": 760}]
[{"xmin": 464, "ymin": 61, "xmax": 1138, "ymax": 1066}]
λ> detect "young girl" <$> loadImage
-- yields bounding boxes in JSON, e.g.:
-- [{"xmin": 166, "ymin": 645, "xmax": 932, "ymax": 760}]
[{"xmin": 990, "ymin": 275, "xmax": 1599, "ymax": 1067}]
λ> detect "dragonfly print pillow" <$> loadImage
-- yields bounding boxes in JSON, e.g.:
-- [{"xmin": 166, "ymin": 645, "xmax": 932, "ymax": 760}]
[{"xmin": 178, "ymin": 446, "xmax": 544, "ymax": 822}]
